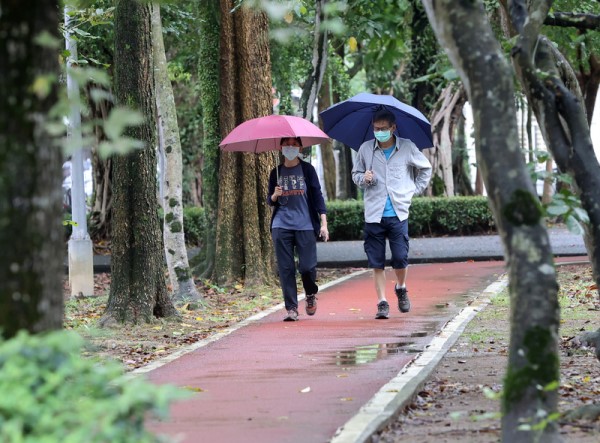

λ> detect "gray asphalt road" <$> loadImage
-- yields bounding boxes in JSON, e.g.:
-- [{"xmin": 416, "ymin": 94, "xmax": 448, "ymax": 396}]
[
  {"xmin": 88, "ymin": 227, "xmax": 586, "ymax": 272},
  {"xmin": 316, "ymin": 227, "xmax": 586, "ymax": 267}
]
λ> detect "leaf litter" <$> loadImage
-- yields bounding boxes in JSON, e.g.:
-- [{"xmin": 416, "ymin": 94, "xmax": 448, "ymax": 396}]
[
  {"xmin": 374, "ymin": 263, "xmax": 600, "ymax": 443},
  {"xmin": 63, "ymin": 268, "xmax": 357, "ymax": 371}
]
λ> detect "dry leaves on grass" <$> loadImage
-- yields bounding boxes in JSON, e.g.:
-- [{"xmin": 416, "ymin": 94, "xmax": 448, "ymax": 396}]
[
  {"xmin": 376, "ymin": 263, "xmax": 600, "ymax": 443},
  {"xmin": 64, "ymin": 268, "xmax": 359, "ymax": 371}
]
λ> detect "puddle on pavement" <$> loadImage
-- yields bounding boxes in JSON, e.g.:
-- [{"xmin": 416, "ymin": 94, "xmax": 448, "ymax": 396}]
[{"xmin": 334, "ymin": 342, "xmax": 420, "ymax": 366}]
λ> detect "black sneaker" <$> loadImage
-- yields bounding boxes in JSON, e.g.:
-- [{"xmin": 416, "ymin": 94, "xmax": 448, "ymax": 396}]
[
  {"xmin": 283, "ymin": 308, "xmax": 299, "ymax": 321},
  {"xmin": 305, "ymin": 295, "xmax": 317, "ymax": 316},
  {"xmin": 395, "ymin": 286, "xmax": 411, "ymax": 313},
  {"xmin": 375, "ymin": 301, "xmax": 389, "ymax": 319}
]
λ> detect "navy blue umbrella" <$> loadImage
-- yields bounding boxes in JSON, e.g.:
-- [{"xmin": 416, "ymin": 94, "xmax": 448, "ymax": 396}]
[{"xmin": 319, "ymin": 92, "xmax": 433, "ymax": 150}]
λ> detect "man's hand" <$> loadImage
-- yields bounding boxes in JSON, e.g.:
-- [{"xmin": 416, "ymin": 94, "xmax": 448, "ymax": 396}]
[{"xmin": 364, "ymin": 170, "xmax": 374, "ymax": 184}]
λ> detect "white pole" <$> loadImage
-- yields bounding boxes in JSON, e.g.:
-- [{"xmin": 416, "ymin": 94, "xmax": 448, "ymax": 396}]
[{"xmin": 65, "ymin": 5, "xmax": 94, "ymax": 296}]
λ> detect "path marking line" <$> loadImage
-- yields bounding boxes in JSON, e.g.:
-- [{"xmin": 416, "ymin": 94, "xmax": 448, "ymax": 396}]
[
  {"xmin": 329, "ymin": 274, "xmax": 509, "ymax": 443},
  {"xmin": 132, "ymin": 269, "xmax": 369, "ymax": 375}
]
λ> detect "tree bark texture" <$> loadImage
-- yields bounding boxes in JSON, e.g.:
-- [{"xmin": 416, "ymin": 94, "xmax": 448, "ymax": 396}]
[
  {"xmin": 87, "ymin": 83, "xmax": 114, "ymax": 244},
  {"xmin": 0, "ymin": 0, "xmax": 64, "ymax": 338},
  {"xmin": 318, "ymin": 77, "xmax": 337, "ymax": 200},
  {"xmin": 103, "ymin": 0, "xmax": 177, "ymax": 325},
  {"xmin": 152, "ymin": 4, "xmax": 201, "ymax": 301},
  {"xmin": 195, "ymin": 0, "xmax": 221, "ymax": 279},
  {"xmin": 421, "ymin": 2, "xmax": 561, "ymax": 442},
  {"xmin": 503, "ymin": 1, "xmax": 600, "ymax": 299},
  {"xmin": 215, "ymin": 1, "xmax": 277, "ymax": 286},
  {"xmin": 425, "ymin": 83, "xmax": 466, "ymax": 196},
  {"xmin": 301, "ymin": 0, "xmax": 328, "ymax": 122},
  {"xmin": 408, "ymin": 0, "xmax": 438, "ymax": 115},
  {"xmin": 452, "ymin": 113, "xmax": 474, "ymax": 196}
]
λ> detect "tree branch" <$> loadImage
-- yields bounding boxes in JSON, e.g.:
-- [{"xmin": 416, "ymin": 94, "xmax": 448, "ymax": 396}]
[{"xmin": 544, "ymin": 12, "xmax": 600, "ymax": 30}]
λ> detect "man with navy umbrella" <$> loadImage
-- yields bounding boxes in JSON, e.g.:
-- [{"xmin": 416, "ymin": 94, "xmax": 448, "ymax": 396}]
[{"xmin": 351, "ymin": 108, "xmax": 432, "ymax": 319}]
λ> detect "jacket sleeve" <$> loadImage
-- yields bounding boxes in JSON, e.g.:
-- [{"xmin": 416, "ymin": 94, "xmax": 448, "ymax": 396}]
[
  {"xmin": 410, "ymin": 145, "xmax": 432, "ymax": 195},
  {"xmin": 306, "ymin": 163, "xmax": 327, "ymax": 215},
  {"xmin": 352, "ymin": 141, "xmax": 377, "ymax": 188}
]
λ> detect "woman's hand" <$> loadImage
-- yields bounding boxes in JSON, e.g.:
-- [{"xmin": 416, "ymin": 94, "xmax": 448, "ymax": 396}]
[
  {"xmin": 319, "ymin": 226, "xmax": 329, "ymax": 242},
  {"xmin": 272, "ymin": 185, "xmax": 283, "ymax": 201}
]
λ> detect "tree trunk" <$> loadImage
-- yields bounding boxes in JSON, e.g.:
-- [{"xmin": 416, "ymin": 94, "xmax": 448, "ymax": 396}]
[
  {"xmin": 421, "ymin": 2, "xmax": 561, "ymax": 442},
  {"xmin": 0, "ymin": 0, "xmax": 64, "ymax": 338},
  {"xmin": 195, "ymin": 0, "xmax": 221, "ymax": 279},
  {"xmin": 577, "ymin": 52, "xmax": 600, "ymax": 126},
  {"xmin": 152, "ymin": 4, "xmax": 201, "ymax": 302},
  {"xmin": 501, "ymin": 3, "xmax": 600, "ymax": 298},
  {"xmin": 102, "ymin": 0, "xmax": 177, "ymax": 325},
  {"xmin": 318, "ymin": 75, "xmax": 337, "ymax": 200},
  {"xmin": 452, "ymin": 113, "xmax": 474, "ymax": 196},
  {"xmin": 425, "ymin": 83, "xmax": 466, "ymax": 196},
  {"xmin": 300, "ymin": 0, "xmax": 328, "ymax": 123},
  {"xmin": 215, "ymin": 1, "xmax": 277, "ymax": 286},
  {"xmin": 408, "ymin": 0, "xmax": 438, "ymax": 115},
  {"xmin": 88, "ymin": 83, "xmax": 113, "ymax": 245}
]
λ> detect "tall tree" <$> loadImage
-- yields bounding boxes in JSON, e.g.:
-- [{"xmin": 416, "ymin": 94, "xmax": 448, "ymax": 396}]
[
  {"xmin": 194, "ymin": 0, "xmax": 221, "ymax": 279},
  {"xmin": 425, "ymin": 83, "xmax": 467, "ymax": 196},
  {"xmin": 215, "ymin": 1, "xmax": 277, "ymax": 286},
  {"xmin": 101, "ymin": 0, "xmax": 177, "ymax": 325},
  {"xmin": 422, "ymin": 1, "xmax": 562, "ymax": 442},
  {"xmin": 0, "ymin": 0, "xmax": 64, "ymax": 338},
  {"xmin": 500, "ymin": 0, "xmax": 600, "ymax": 377},
  {"xmin": 151, "ymin": 3, "xmax": 201, "ymax": 302},
  {"xmin": 300, "ymin": 0, "xmax": 328, "ymax": 122}
]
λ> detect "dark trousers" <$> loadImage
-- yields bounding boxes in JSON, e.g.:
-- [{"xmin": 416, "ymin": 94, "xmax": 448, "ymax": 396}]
[{"xmin": 272, "ymin": 228, "xmax": 318, "ymax": 310}]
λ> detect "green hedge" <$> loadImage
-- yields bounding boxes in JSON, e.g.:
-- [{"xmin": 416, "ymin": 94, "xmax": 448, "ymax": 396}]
[
  {"xmin": 325, "ymin": 196, "xmax": 495, "ymax": 240},
  {"xmin": 180, "ymin": 197, "xmax": 495, "ymax": 245}
]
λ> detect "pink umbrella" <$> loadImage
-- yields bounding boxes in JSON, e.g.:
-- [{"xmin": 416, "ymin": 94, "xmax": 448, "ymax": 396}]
[{"xmin": 219, "ymin": 114, "xmax": 330, "ymax": 153}]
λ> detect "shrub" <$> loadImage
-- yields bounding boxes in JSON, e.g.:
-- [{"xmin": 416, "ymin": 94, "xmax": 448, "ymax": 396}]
[
  {"xmin": 326, "ymin": 196, "xmax": 495, "ymax": 240},
  {"xmin": 326, "ymin": 200, "xmax": 365, "ymax": 240},
  {"xmin": 0, "ymin": 330, "xmax": 187, "ymax": 443}
]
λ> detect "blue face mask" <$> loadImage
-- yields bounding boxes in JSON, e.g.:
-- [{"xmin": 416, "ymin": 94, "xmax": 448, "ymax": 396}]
[
  {"xmin": 374, "ymin": 130, "xmax": 392, "ymax": 143},
  {"xmin": 282, "ymin": 146, "xmax": 300, "ymax": 161}
]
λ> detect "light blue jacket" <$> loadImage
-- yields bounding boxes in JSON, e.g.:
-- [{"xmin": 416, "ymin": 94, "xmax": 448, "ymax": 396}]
[{"xmin": 352, "ymin": 137, "xmax": 432, "ymax": 223}]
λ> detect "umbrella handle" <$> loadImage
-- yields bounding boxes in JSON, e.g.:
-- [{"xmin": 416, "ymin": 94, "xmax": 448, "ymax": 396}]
[{"xmin": 369, "ymin": 140, "xmax": 376, "ymax": 172}]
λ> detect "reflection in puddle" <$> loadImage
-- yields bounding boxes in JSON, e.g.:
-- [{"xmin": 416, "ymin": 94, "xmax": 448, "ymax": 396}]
[{"xmin": 335, "ymin": 342, "xmax": 420, "ymax": 366}]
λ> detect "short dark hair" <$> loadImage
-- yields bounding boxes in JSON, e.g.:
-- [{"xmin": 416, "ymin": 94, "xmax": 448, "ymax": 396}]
[
  {"xmin": 372, "ymin": 108, "xmax": 396, "ymax": 126},
  {"xmin": 280, "ymin": 137, "xmax": 302, "ymax": 146}
]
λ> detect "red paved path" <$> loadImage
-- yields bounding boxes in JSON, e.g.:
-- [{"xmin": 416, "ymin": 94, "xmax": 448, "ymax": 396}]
[{"xmin": 146, "ymin": 261, "xmax": 510, "ymax": 443}]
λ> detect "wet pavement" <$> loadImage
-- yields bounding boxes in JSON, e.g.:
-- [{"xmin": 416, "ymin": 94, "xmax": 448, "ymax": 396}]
[{"xmin": 146, "ymin": 261, "xmax": 508, "ymax": 443}]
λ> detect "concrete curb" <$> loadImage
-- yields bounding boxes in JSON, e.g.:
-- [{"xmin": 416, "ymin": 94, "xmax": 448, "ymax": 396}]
[{"xmin": 329, "ymin": 274, "xmax": 510, "ymax": 443}]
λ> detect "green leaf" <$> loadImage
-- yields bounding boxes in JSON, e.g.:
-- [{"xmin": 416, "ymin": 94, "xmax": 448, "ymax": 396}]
[
  {"xmin": 98, "ymin": 137, "xmax": 144, "ymax": 158},
  {"xmin": 542, "ymin": 380, "xmax": 559, "ymax": 392},
  {"xmin": 565, "ymin": 214, "xmax": 585, "ymax": 235},
  {"xmin": 442, "ymin": 69, "xmax": 459, "ymax": 81},
  {"xmin": 31, "ymin": 74, "xmax": 57, "ymax": 99},
  {"xmin": 34, "ymin": 30, "xmax": 61, "ymax": 49},
  {"xmin": 546, "ymin": 203, "xmax": 569, "ymax": 216},
  {"xmin": 573, "ymin": 207, "xmax": 589, "ymax": 223},
  {"xmin": 103, "ymin": 107, "xmax": 145, "ymax": 141}
]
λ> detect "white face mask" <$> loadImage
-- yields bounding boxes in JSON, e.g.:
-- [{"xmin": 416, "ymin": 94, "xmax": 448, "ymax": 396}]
[{"xmin": 282, "ymin": 146, "xmax": 300, "ymax": 161}]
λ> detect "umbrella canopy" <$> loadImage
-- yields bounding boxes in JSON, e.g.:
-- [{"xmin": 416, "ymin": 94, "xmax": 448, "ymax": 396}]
[
  {"xmin": 319, "ymin": 92, "xmax": 433, "ymax": 150},
  {"xmin": 219, "ymin": 114, "xmax": 330, "ymax": 153}
]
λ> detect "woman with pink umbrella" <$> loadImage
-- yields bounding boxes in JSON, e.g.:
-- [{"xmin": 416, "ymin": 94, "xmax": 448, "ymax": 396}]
[
  {"xmin": 267, "ymin": 136, "xmax": 329, "ymax": 321},
  {"xmin": 220, "ymin": 115, "xmax": 330, "ymax": 321}
]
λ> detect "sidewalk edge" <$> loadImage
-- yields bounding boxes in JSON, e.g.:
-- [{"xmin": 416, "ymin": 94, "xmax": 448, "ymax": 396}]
[{"xmin": 329, "ymin": 274, "xmax": 509, "ymax": 443}]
